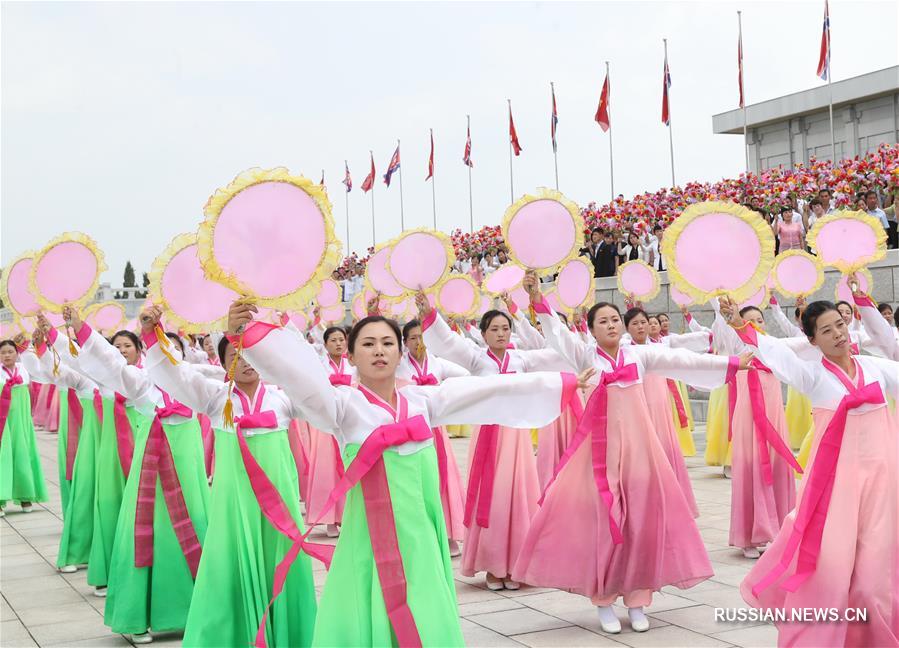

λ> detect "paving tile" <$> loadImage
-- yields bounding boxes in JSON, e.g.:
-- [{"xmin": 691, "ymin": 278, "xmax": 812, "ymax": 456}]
[
  {"xmin": 0, "ymin": 574, "xmax": 72, "ymax": 596},
  {"xmin": 455, "ymin": 582, "xmax": 501, "ymax": 604},
  {"xmin": 0, "ymin": 561, "xmax": 58, "ymax": 581},
  {"xmin": 708, "ymin": 563, "xmax": 753, "ymax": 588},
  {"xmin": 651, "ymin": 603, "xmax": 764, "ymax": 635},
  {"xmin": 460, "ymin": 618, "xmax": 525, "ymax": 647},
  {"xmin": 459, "ymin": 597, "xmax": 524, "ymax": 617},
  {"xmin": 611, "ymin": 624, "xmax": 734, "ymax": 647},
  {"xmin": 46, "ymin": 636, "xmax": 132, "ymax": 647},
  {"xmin": 17, "ymin": 601, "xmax": 101, "ymax": 627},
  {"xmin": 0, "ymin": 619, "xmax": 37, "ymax": 646},
  {"xmin": 711, "ymin": 623, "xmax": 778, "ymax": 647},
  {"xmin": 27, "ymin": 616, "xmax": 111, "ymax": 646},
  {"xmin": 467, "ymin": 607, "xmax": 570, "ymax": 635},
  {"xmin": 511, "ymin": 625, "xmax": 628, "ymax": 647},
  {"xmin": 1, "ymin": 596, "xmax": 18, "ymax": 622},
  {"xmin": 4, "ymin": 586, "xmax": 85, "ymax": 611},
  {"xmin": 641, "ymin": 592, "xmax": 700, "ymax": 614}
]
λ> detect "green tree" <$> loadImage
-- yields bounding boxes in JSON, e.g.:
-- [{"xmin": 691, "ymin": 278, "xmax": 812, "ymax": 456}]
[{"xmin": 123, "ymin": 261, "xmax": 136, "ymax": 287}]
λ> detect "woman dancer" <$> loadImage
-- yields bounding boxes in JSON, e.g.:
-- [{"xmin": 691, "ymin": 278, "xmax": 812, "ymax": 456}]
[
  {"xmin": 0, "ymin": 338, "xmax": 47, "ymax": 516},
  {"xmin": 418, "ymin": 295, "xmax": 570, "ymax": 591},
  {"xmin": 513, "ymin": 277, "xmax": 750, "ymax": 634},
  {"xmin": 228, "ymin": 302, "xmax": 590, "ymax": 647},
  {"xmin": 734, "ymin": 300, "xmax": 899, "ymax": 647}
]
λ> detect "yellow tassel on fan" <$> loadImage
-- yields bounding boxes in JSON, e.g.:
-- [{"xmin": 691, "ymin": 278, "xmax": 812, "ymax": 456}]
[
  {"xmin": 66, "ymin": 327, "xmax": 79, "ymax": 357},
  {"xmin": 154, "ymin": 325, "xmax": 178, "ymax": 365},
  {"xmin": 51, "ymin": 345, "xmax": 61, "ymax": 377},
  {"xmin": 222, "ymin": 335, "xmax": 243, "ymax": 430},
  {"xmin": 528, "ymin": 304, "xmax": 537, "ymax": 326}
]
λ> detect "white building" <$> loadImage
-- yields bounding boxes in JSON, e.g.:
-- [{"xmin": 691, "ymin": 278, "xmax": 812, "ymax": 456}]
[{"xmin": 713, "ymin": 66, "xmax": 899, "ymax": 172}]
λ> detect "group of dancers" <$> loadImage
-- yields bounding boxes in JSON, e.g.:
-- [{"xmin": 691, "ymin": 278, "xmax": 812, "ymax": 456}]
[{"xmin": 1, "ymin": 267, "xmax": 897, "ymax": 647}]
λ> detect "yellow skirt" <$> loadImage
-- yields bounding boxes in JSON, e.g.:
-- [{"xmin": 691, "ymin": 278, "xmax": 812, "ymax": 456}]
[
  {"xmin": 797, "ymin": 425, "xmax": 815, "ymax": 470},
  {"xmin": 704, "ymin": 384, "xmax": 732, "ymax": 467},
  {"xmin": 670, "ymin": 381, "xmax": 696, "ymax": 457},
  {"xmin": 784, "ymin": 386, "xmax": 813, "ymax": 450},
  {"xmin": 446, "ymin": 424, "xmax": 471, "ymax": 439}
]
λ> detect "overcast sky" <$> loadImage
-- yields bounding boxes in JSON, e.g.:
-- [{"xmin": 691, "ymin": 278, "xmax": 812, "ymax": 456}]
[{"xmin": 3, "ymin": 0, "xmax": 897, "ymax": 285}]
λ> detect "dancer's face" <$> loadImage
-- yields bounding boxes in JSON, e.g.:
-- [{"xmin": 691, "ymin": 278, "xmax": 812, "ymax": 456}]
[
  {"xmin": 0, "ymin": 345, "xmax": 18, "ymax": 370},
  {"xmin": 404, "ymin": 326, "xmax": 422, "ymax": 357},
  {"xmin": 591, "ymin": 307, "xmax": 623, "ymax": 347},
  {"xmin": 348, "ymin": 321, "xmax": 401, "ymax": 381},
  {"xmin": 837, "ymin": 303, "xmax": 853, "ymax": 325},
  {"xmin": 482, "ymin": 315, "xmax": 511, "ymax": 352},
  {"xmin": 626, "ymin": 314, "xmax": 648, "ymax": 344},
  {"xmin": 113, "ymin": 336, "xmax": 140, "ymax": 365},
  {"xmin": 810, "ymin": 309, "xmax": 850, "ymax": 358},
  {"xmin": 325, "ymin": 330, "xmax": 347, "ymax": 358}
]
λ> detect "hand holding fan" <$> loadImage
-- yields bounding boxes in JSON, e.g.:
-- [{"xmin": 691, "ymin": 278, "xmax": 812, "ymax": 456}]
[
  {"xmin": 501, "ymin": 188, "xmax": 584, "ymax": 276},
  {"xmin": 835, "ymin": 268, "xmax": 873, "ymax": 304},
  {"xmin": 662, "ymin": 201, "xmax": 774, "ymax": 304}
]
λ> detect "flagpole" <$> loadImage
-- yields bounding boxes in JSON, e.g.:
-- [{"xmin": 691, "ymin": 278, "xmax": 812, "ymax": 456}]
[
  {"xmin": 344, "ymin": 160, "xmax": 350, "ymax": 251},
  {"xmin": 606, "ymin": 61, "xmax": 615, "ymax": 198},
  {"xmin": 551, "ymin": 82, "xmax": 559, "ymax": 191},
  {"xmin": 664, "ymin": 38, "xmax": 676, "ymax": 186},
  {"xmin": 738, "ymin": 12, "xmax": 749, "ymax": 174},
  {"xmin": 507, "ymin": 99, "xmax": 515, "ymax": 204},
  {"xmin": 397, "ymin": 139, "xmax": 405, "ymax": 231},
  {"xmin": 467, "ymin": 115, "xmax": 474, "ymax": 233},
  {"xmin": 826, "ymin": 21, "xmax": 835, "ymax": 161},
  {"xmin": 370, "ymin": 150, "xmax": 376, "ymax": 247},
  {"xmin": 430, "ymin": 129, "xmax": 437, "ymax": 230}
]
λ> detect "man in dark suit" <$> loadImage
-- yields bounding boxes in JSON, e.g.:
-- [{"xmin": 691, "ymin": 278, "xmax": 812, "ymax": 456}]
[{"xmin": 579, "ymin": 228, "xmax": 604, "ymax": 277}]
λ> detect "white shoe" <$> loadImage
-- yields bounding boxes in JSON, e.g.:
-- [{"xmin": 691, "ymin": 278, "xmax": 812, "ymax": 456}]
[
  {"xmin": 596, "ymin": 606, "xmax": 621, "ymax": 633},
  {"xmin": 757, "ymin": 543, "xmax": 770, "ymax": 554},
  {"xmin": 742, "ymin": 547, "xmax": 761, "ymax": 559},
  {"xmin": 0, "ymin": 508, "xmax": 5, "ymax": 518},
  {"xmin": 502, "ymin": 579, "xmax": 520, "ymax": 591},
  {"xmin": 723, "ymin": 465, "xmax": 732, "ymax": 479},
  {"xmin": 93, "ymin": 586, "xmax": 107, "ymax": 598},
  {"xmin": 448, "ymin": 540, "xmax": 461, "ymax": 557},
  {"xmin": 59, "ymin": 565, "xmax": 78, "ymax": 574},
  {"xmin": 20, "ymin": 503, "xmax": 32, "ymax": 513},
  {"xmin": 326, "ymin": 524, "xmax": 340, "ymax": 538},
  {"xmin": 485, "ymin": 573, "xmax": 504, "ymax": 591},
  {"xmin": 130, "ymin": 632, "xmax": 153, "ymax": 644},
  {"xmin": 628, "ymin": 607, "xmax": 650, "ymax": 632}
]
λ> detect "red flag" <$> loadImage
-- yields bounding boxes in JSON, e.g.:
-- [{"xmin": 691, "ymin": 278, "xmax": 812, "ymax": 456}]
[
  {"xmin": 426, "ymin": 130, "xmax": 434, "ymax": 180},
  {"xmin": 361, "ymin": 152, "xmax": 375, "ymax": 193},
  {"xmin": 816, "ymin": 0, "xmax": 830, "ymax": 80},
  {"xmin": 595, "ymin": 72, "xmax": 610, "ymax": 132},
  {"xmin": 738, "ymin": 28, "xmax": 745, "ymax": 108},
  {"xmin": 509, "ymin": 104, "xmax": 522, "ymax": 156},
  {"xmin": 463, "ymin": 124, "xmax": 473, "ymax": 167},
  {"xmin": 342, "ymin": 161, "xmax": 352, "ymax": 193},
  {"xmin": 661, "ymin": 53, "xmax": 672, "ymax": 126}
]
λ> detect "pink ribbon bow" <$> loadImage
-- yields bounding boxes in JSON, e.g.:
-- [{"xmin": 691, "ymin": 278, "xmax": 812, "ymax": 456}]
[
  {"xmin": 134, "ymin": 414, "xmax": 203, "ymax": 578},
  {"xmin": 0, "ymin": 368, "xmax": 23, "ymax": 446},
  {"xmin": 65, "ymin": 389, "xmax": 84, "ymax": 481},
  {"xmin": 113, "ymin": 393, "xmax": 136, "ymax": 479},
  {"xmin": 253, "ymin": 387, "xmax": 431, "ymax": 648},
  {"xmin": 329, "ymin": 374, "xmax": 352, "ymax": 387},
  {"xmin": 752, "ymin": 359, "xmax": 883, "ymax": 597},
  {"xmin": 538, "ymin": 351, "xmax": 638, "ymax": 545}
]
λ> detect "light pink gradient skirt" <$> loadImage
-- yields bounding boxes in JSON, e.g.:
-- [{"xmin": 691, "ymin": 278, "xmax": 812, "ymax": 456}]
[
  {"xmin": 435, "ymin": 425, "xmax": 466, "ymax": 542},
  {"xmin": 461, "ymin": 425, "xmax": 539, "ymax": 578},
  {"xmin": 741, "ymin": 406, "xmax": 899, "ymax": 647},
  {"xmin": 729, "ymin": 371, "xmax": 796, "ymax": 549},
  {"xmin": 303, "ymin": 424, "xmax": 345, "ymax": 526},
  {"xmin": 512, "ymin": 383, "xmax": 712, "ymax": 602}
]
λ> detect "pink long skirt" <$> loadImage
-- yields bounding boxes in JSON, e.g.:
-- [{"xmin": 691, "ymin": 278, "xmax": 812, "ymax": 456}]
[
  {"xmin": 461, "ymin": 425, "xmax": 539, "ymax": 578},
  {"xmin": 435, "ymin": 426, "xmax": 466, "ymax": 542},
  {"xmin": 741, "ymin": 406, "xmax": 899, "ymax": 647},
  {"xmin": 643, "ymin": 374, "xmax": 698, "ymax": 518},
  {"xmin": 304, "ymin": 424, "xmax": 345, "ymax": 525},
  {"xmin": 287, "ymin": 419, "xmax": 311, "ymax": 504},
  {"xmin": 33, "ymin": 383, "xmax": 59, "ymax": 431},
  {"xmin": 512, "ymin": 383, "xmax": 712, "ymax": 603},
  {"xmin": 536, "ymin": 404, "xmax": 580, "ymax": 493},
  {"xmin": 729, "ymin": 371, "xmax": 796, "ymax": 549}
]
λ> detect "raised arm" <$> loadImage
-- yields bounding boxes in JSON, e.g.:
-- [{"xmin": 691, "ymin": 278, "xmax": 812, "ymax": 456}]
[
  {"xmin": 509, "ymin": 307, "xmax": 546, "ymax": 351},
  {"xmin": 767, "ymin": 296, "xmax": 804, "ymax": 338},
  {"xmin": 733, "ymin": 326, "xmax": 820, "ymax": 395},
  {"xmin": 424, "ymin": 371, "xmax": 578, "ymax": 429},
  {"xmin": 420, "ymin": 308, "xmax": 485, "ymax": 374},
  {"xmin": 73, "ymin": 323, "xmax": 155, "ymax": 403},
  {"xmin": 854, "ymin": 294, "xmax": 899, "ymax": 361},
  {"xmin": 237, "ymin": 324, "xmax": 340, "ymax": 434},
  {"xmin": 533, "ymin": 300, "xmax": 594, "ymax": 372},
  {"xmin": 144, "ymin": 341, "xmax": 228, "ymax": 416},
  {"xmin": 709, "ymin": 299, "xmax": 747, "ymax": 355}
]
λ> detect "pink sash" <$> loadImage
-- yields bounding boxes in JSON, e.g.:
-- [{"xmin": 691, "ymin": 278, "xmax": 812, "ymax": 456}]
[
  {"xmin": 252, "ymin": 385, "xmax": 430, "ymax": 648},
  {"xmin": 65, "ymin": 389, "xmax": 84, "ymax": 481},
  {"xmin": 134, "ymin": 393, "xmax": 202, "ymax": 577},
  {"xmin": 408, "ymin": 353, "xmax": 448, "ymax": 497},
  {"xmin": 0, "ymin": 367, "xmax": 23, "ymax": 446},
  {"xmin": 538, "ymin": 347, "xmax": 635, "ymax": 545},
  {"xmin": 463, "ymin": 349, "xmax": 514, "ymax": 528},
  {"xmin": 113, "ymin": 393, "xmax": 136, "ymax": 478},
  {"xmin": 744, "ymin": 362, "xmax": 803, "ymax": 483},
  {"xmin": 666, "ymin": 379, "xmax": 689, "ymax": 428},
  {"xmin": 751, "ymin": 359, "xmax": 883, "ymax": 597},
  {"xmin": 92, "ymin": 389, "xmax": 104, "ymax": 425}
]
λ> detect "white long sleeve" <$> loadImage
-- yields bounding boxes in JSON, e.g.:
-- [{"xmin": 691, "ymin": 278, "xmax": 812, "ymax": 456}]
[
  {"xmin": 77, "ymin": 328, "xmax": 157, "ymax": 412},
  {"xmin": 768, "ymin": 303, "xmax": 804, "ymax": 338},
  {"xmin": 857, "ymin": 303, "xmax": 899, "ymax": 361}
]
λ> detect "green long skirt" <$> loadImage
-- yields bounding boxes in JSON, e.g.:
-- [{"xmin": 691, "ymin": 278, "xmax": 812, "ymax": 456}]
[
  {"xmin": 0, "ymin": 384, "xmax": 48, "ymax": 506},
  {"xmin": 104, "ymin": 417, "xmax": 210, "ymax": 634},
  {"xmin": 182, "ymin": 429, "xmax": 316, "ymax": 647},
  {"xmin": 313, "ymin": 443, "xmax": 463, "ymax": 647},
  {"xmin": 56, "ymin": 392, "xmax": 71, "ymax": 510},
  {"xmin": 88, "ymin": 399, "xmax": 149, "ymax": 588},
  {"xmin": 57, "ymin": 396, "xmax": 100, "ymax": 568}
]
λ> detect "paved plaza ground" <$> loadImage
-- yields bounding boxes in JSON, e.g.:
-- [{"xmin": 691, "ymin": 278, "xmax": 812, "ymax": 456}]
[{"xmin": 1, "ymin": 426, "xmax": 777, "ymax": 648}]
